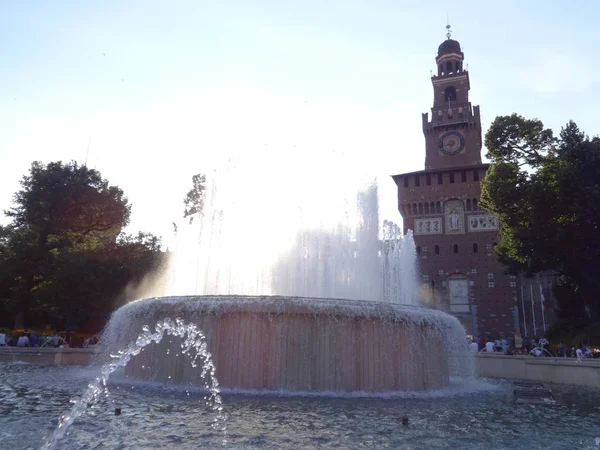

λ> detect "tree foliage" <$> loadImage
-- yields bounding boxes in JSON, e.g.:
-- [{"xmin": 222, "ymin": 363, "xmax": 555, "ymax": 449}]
[
  {"xmin": 481, "ymin": 115, "xmax": 600, "ymax": 319},
  {"xmin": 484, "ymin": 113, "xmax": 555, "ymax": 167},
  {"xmin": 7, "ymin": 161, "xmax": 131, "ymax": 250},
  {"xmin": 183, "ymin": 173, "xmax": 206, "ymax": 223},
  {"xmin": 0, "ymin": 161, "xmax": 165, "ymax": 331}
]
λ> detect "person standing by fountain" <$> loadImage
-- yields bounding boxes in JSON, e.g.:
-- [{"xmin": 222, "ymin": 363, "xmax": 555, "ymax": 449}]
[
  {"xmin": 501, "ymin": 338, "xmax": 508, "ymax": 354},
  {"xmin": 539, "ymin": 336, "xmax": 549, "ymax": 354},
  {"xmin": 28, "ymin": 332, "xmax": 38, "ymax": 347},
  {"xmin": 16, "ymin": 334, "xmax": 29, "ymax": 347}
]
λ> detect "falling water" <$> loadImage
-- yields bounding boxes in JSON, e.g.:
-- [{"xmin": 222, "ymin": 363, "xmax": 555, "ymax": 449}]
[
  {"xmin": 42, "ymin": 319, "xmax": 226, "ymax": 449},
  {"xmin": 101, "ymin": 295, "xmax": 470, "ymax": 393},
  {"xmin": 398, "ymin": 229, "xmax": 418, "ymax": 305}
]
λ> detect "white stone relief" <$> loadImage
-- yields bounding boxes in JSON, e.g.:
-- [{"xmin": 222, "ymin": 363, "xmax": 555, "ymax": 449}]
[
  {"xmin": 444, "ymin": 199, "xmax": 465, "ymax": 235},
  {"xmin": 468, "ymin": 214, "xmax": 499, "ymax": 232},
  {"xmin": 414, "ymin": 218, "xmax": 443, "ymax": 235},
  {"xmin": 449, "ymin": 209, "xmax": 460, "ymax": 230}
]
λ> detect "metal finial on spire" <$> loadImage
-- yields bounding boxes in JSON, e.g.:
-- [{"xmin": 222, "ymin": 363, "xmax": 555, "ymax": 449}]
[{"xmin": 446, "ymin": 23, "xmax": 452, "ymax": 40}]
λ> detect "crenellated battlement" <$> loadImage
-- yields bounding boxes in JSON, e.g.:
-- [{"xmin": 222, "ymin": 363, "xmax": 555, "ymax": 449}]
[{"xmin": 422, "ymin": 103, "xmax": 479, "ymax": 130}]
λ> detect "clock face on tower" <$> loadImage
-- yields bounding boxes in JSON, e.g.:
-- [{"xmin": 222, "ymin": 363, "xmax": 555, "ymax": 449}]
[{"xmin": 438, "ymin": 131, "xmax": 465, "ymax": 156}]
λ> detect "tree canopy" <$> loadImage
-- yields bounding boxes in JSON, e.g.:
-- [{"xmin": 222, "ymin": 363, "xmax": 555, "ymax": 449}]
[
  {"xmin": 7, "ymin": 161, "xmax": 130, "ymax": 250},
  {"xmin": 0, "ymin": 161, "xmax": 165, "ymax": 331},
  {"xmin": 183, "ymin": 173, "xmax": 206, "ymax": 223},
  {"xmin": 481, "ymin": 114, "xmax": 600, "ymax": 320}
]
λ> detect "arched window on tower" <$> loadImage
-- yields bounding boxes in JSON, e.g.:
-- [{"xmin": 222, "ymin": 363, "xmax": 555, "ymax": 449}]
[
  {"xmin": 424, "ymin": 203, "xmax": 430, "ymax": 214},
  {"xmin": 434, "ymin": 245, "xmax": 440, "ymax": 255},
  {"xmin": 416, "ymin": 246, "xmax": 421, "ymax": 256},
  {"xmin": 453, "ymin": 244, "xmax": 459, "ymax": 254},
  {"xmin": 413, "ymin": 203, "xmax": 418, "ymax": 214},
  {"xmin": 446, "ymin": 61, "xmax": 453, "ymax": 74},
  {"xmin": 418, "ymin": 203, "xmax": 424, "ymax": 215},
  {"xmin": 473, "ymin": 199, "xmax": 478, "ymax": 210},
  {"xmin": 430, "ymin": 202, "xmax": 435, "ymax": 213},
  {"xmin": 466, "ymin": 199, "xmax": 472, "ymax": 211},
  {"xmin": 473, "ymin": 243, "xmax": 478, "ymax": 253},
  {"xmin": 436, "ymin": 201, "xmax": 442, "ymax": 213},
  {"xmin": 407, "ymin": 204, "xmax": 412, "ymax": 215},
  {"xmin": 444, "ymin": 86, "xmax": 457, "ymax": 103}
]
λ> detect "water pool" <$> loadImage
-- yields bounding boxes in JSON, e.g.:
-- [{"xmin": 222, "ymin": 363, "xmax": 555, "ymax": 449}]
[{"xmin": 1, "ymin": 363, "xmax": 599, "ymax": 449}]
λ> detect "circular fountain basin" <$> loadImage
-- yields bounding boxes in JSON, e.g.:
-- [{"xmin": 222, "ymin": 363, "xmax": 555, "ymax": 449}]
[{"xmin": 103, "ymin": 296, "xmax": 467, "ymax": 392}]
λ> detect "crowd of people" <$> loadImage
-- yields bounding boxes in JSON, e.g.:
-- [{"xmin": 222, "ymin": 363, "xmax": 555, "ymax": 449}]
[
  {"xmin": 469, "ymin": 335, "xmax": 597, "ymax": 358},
  {"xmin": 0, "ymin": 330, "xmax": 99, "ymax": 349}
]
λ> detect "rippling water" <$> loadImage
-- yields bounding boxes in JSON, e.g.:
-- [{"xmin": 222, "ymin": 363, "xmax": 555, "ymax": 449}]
[{"xmin": 1, "ymin": 363, "xmax": 600, "ymax": 449}]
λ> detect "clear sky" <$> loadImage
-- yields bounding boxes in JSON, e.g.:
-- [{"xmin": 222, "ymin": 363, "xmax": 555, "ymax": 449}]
[{"xmin": 1, "ymin": 1, "xmax": 599, "ymax": 247}]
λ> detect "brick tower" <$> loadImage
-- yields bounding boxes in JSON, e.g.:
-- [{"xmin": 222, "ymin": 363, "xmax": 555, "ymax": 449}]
[{"xmin": 391, "ymin": 27, "xmax": 518, "ymax": 339}]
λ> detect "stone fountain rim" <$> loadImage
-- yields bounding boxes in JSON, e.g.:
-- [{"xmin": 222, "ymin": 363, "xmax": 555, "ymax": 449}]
[{"xmin": 119, "ymin": 295, "xmax": 460, "ymax": 326}]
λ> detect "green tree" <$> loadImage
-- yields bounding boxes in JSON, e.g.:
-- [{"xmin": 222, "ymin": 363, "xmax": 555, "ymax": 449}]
[
  {"xmin": 6, "ymin": 161, "xmax": 130, "ymax": 250},
  {"xmin": 481, "ymin": 115, "xmax": 600, "ymax": 320},
  {"xmin": 28, "ymin": 231, "xmax": 165, "ymax": 332},
  {"xmin": 0, "ymin": 161, "xmax": 159, "ymax": 330},
  {"xmin": 183, "ymin": 173, "xmax": 206, "ymax": 223}
]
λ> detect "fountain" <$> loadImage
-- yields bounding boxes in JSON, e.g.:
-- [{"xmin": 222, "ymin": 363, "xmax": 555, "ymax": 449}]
[
  {"xmin": 103, "ymin": 295, "xmax": 466, "ymax": 392},
  {"xmin": 100, "ymin": 173, "xmax": 471, "ymax": 393},
  {"xmin": 9, "ymin": 165, "xmax": 598, "ymax": 450}
]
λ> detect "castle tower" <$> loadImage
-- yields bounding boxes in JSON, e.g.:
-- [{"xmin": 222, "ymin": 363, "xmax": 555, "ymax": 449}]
[
  {"xmin": 423, "ymin": 27, "xmax": 483, "ymax": 170},
  {"xmin": 391, "ymin": 27, "xmax": 519, "ymax": 339}
]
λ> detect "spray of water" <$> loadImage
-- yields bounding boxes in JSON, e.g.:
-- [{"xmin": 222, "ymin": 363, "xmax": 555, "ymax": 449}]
[
  {"xmin": 167, "ymin": 174, "xmax": 419, "ymax": 305},
  {"xmin": 42, "ymin": 319, "xmax": 226, "ymax": 449},
  {"xmin": 398, "ymin": 230, "xmax": 418, "ymax": 304}
]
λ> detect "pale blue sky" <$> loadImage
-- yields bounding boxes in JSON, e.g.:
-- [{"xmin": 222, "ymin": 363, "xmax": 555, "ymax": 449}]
[{"xmin": 1, "ymin": 1, "xmax": 599, "ymax": 244}]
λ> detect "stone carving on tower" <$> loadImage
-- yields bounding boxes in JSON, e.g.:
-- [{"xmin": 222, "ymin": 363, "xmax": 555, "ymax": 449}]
[
  {"xmin": 414, "ymin": 217, "xmax": 443, "ymax": 235},
  {"xmin": 444, "ymin": 199, "xmax": 465, "ymax": 234},
  {"xmin": 468, "ymin": 215, "xmax": 499, "ymax": 232}
]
